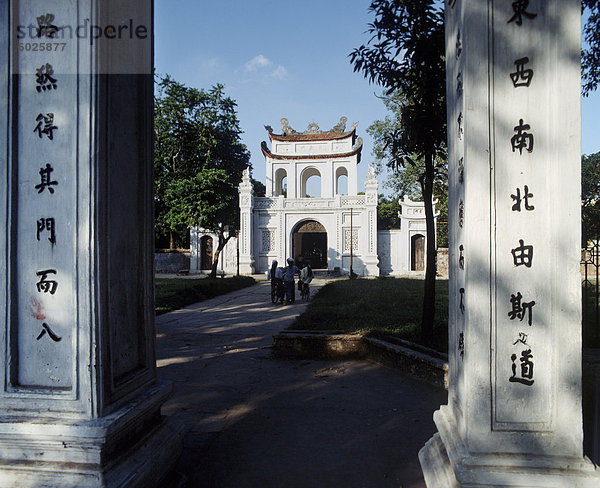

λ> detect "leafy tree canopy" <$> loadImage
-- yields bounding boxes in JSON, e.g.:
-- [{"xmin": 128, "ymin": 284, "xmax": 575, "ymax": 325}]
[
  {"xmin": 350, "ymin": 0, "xmax": 446, "ymax": 344},
  {"xmin": 583, "ymin": 0, "xmax": 600, "ymax": 96},
  {"xmin": 377, "ymin": 194, "xmax": 401, "ymax": 230},
  {"xmin": 154, "ymin": 75, "xmax": 251, "ymax": 248},
  {"xmin": 582, "ymin": 151, "xmax": 600, "ymax": 243}
]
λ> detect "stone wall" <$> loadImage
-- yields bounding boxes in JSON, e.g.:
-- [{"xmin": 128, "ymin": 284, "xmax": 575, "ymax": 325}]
[
  {"xmin": 155, "ymin": 251, "xmax": 190, "ymax": 273},
  {"xmin": 436, "ymin": 248, "xmax": 449, "ymax": 277}
]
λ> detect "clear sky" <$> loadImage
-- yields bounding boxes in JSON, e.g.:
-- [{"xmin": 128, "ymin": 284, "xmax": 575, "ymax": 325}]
[{"xmin": 154, "ymin": 0, "xmax": 600, "ymax": 193}]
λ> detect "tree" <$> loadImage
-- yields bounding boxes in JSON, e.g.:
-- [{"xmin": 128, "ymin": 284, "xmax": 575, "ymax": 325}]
[
  {"xmin": 252, "ymin": 178, "xmax": 266, "ymax": 197},
  {"xmin": 378, "ymin": 194, "xmax": 401, "ymax": 230},
  {"xmin": 368, "ymin": 92, "xmax": 449, "ymax": 245},
  {"xmin": 154, "ymin": 75, "xmax": 251, "ymax": 277},
  {"xmin": 351, "ymin": 0, "xmax": 446, "ymax": 344},
  {"xmin": 582, "ymin": 0, "xmax": 600, "ymax": 95},
  {"xmin": 582, "ymin": 152, "xmax": 600, "ymax": 244}
]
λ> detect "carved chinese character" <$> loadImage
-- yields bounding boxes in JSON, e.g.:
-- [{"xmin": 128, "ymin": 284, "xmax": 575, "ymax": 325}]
[
  {"xmin": 35, "ymin": 164, "xmax": 58, "ymax": 194},
  {"xmin": 513, "ymin": 331, "xmax": 529, "ymax": 346},
  {"xmin": 510, "ymin": 57, "xmax": 534, "ymax": 87},
  {"xmin": 458, "ymin": 332, "xmax": 464, "ymax": 359},
  {"xmin": 456, "ymin": 29, "xmax": 462, "ymax": 59},
  {"xmin": 459, "ymin": 244, "xmax": 464, "ymax": 270},
  {"xmin": 458, "ymin": 200, "xmax": 464, "ymax": 228},
  {"xmin": 456, "ymin": 72, "xmax": 463, "ymax": 97},
  {"xmin": 508, "ymin": 292, "xmax": 535, "ymax": 326},
  {"xmin": 509, "ymin": 349, "xmax": 534, "ymax": 386},
  {"xmin": 507, "ymin": 0, "xmax": 537, "ymax": 26},
  {"xmin": 457, "ymin": 112, "xmax": 463, "ymax": 140},
  {"xmin": 458, "ymin": 157, "xmax": 464, "ymax": 183},
  {"xmin": 37, "ymin": 322, "xmax": 62, "ymax": 342},
  {"xmin": 33, "ymin": 113, "xmax": 58, "ymax": 140},
  {"xmin": 36, "ymin": 13, "xmax": 61, "ymax": 38},
  {"xmin": 511, "ymin": 239, "xmax": 533, "ymax": 267},
  {"xmin": 35, "ymin": 63, "xmax": 57, "ymax": 92},
  {"xmin": 511, "ymin": 186, "xmax": 534, "ymax": 212},
  {"xmin": 459, "ymin": 287, "xmax": 465, "ymax": 314},
  {"xmin": 511, "ymin": 119, "xmax": 534, "ymax": 155},
  {"xmin": 37, "ymin": 217, "xmax": 56, "ymax": 245},
  {"xmin": 36, "ymin": 269, "xmax": 58, "ymax": 295}
]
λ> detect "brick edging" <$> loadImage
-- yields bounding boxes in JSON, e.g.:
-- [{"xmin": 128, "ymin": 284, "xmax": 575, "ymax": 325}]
[{"xmin": 272, "ymin": 331, "xmax": 448, "ymax": 390}]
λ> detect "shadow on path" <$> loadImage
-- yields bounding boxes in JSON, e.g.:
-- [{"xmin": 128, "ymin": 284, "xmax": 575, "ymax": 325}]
[{"xmin": 156, "ymin": 278, "xmax": 447, "ymax": 488}]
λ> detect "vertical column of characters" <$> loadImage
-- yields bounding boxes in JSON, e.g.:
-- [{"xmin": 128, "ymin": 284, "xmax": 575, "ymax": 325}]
[
  {"xmin": 14, "ymin": 4, "xmax": 77, "ymax": 390},
  {"xmin": 446, "ymin": 0, "xmax": 466, "ymax": 414},
  {"xmin": 493, "ymin": 0, "xmax": 552, "ymax": 428}
]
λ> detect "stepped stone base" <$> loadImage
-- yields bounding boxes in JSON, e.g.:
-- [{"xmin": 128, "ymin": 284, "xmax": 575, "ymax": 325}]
[
  {"xmin": 0, "ymin": 381, "xmax": 184, "ymax": 488},
  {"xmin": 420, "ymin": 406, "xmax": 600, "ymax": 488}
]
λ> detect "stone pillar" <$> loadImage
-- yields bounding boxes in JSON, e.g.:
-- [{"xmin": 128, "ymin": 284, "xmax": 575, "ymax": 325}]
[
  {"xmin": 190, "ymin": 226, "xmax": 201, "ymax": 272},
  {"xmin": 238, "ymin": 167, "xmax": 255, "ymax": 274},
  {"xmin": 363, "ymin": 165, "xmax": 379, "ymax": 276},
  {"xmin": 419, "ymin": 0, "xmax": 600, "ymax": 486},
  {"xmin": 0, "ymin": 2, "xmax": 182, "ymax": 486}
]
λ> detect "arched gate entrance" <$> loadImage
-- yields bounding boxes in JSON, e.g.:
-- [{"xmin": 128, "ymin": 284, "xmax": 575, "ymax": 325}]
[{"xmin": 292, "ymin": 220, "xmax": 327, "ymax": 269}]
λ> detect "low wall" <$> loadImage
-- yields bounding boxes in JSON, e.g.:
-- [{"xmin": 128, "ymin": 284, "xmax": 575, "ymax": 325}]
[
  {"xmin": 273, "ymin": 331, "xmax": 448, "ymax": 389},
  {"xmin": 436, "ymin": 248, "xmax": 449, "ymax": 277},
  {"xmin": 155, "ymin": 251, "xmax": 190, "ymax": 273}
]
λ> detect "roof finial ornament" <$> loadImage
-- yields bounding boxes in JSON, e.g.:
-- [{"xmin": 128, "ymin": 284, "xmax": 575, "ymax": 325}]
[
  {"xmin": 367, "ymin": 164, "xmax": 377, "ymax": 181},
  {"xmin": 280, "ymin": 118, "xmax": 297, "ymax": 136},
  {"xmin": 264, "ymin": 125, "xmax": 273, "ymax": 134},
  {"xmin": 306, "ymin": 121, "xmax": 321, "ymax": 134},
  {"xmin": 331, "ymin": 116, "xmax": 347, "ymax": 133}
]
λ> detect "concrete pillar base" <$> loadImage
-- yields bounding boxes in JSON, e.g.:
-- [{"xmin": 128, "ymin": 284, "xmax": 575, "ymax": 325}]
[
  {"xmin": 0, "ymin": 381, "xmax": 183, "ymax": 488},
  {"xmin": 420, "ymin": 406, "xmax": 600, "ymax": 488}
]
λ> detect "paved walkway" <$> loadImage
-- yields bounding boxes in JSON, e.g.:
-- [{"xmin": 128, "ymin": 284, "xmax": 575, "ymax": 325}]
[{"xmin": 156, "ymin": 277, "xmax": 447, "ymax": 488}]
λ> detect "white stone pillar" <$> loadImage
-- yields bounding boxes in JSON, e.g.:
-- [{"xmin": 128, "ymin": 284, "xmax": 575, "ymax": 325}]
[
  {"xmin": 0, "ymin": 2, "xmax": 182, "ymax": 486},
  {"xmin": 363, "ymin": 165, "xmax": 379, "ymax": 276},
  {"xmin": 238, "ymin": 167, "xmax": 255, "ymax": 274},
  {"xmin": 190, "ymin": 226, "xmax": 201, "ymax": 272},
  {"xmin": 419, "ymin": 0, "xmax": 600, "ymax": 486}
]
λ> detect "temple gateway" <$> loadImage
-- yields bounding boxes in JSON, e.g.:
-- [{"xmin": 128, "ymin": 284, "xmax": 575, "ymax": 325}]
[{"xmin": 191, "ymin": 118, "xmax": 434, "ymax": 276}]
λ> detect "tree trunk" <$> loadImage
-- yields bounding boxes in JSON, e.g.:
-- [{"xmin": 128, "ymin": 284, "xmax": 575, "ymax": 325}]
[
  {"xmin": 169, "ymin": 231, "xmax": 175, "ymax": 250},
  {"xmin": 209, "ymin": 233, "xmax": 232, "ymax": 279},
  {"xmin": 421, "ymin": 152, "xmax": 437, "ymax": 346}
]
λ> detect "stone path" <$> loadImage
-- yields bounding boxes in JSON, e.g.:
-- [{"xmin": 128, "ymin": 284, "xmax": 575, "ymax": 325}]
[{"xmin": 156, "ymin": 278, "xmax": 447, "ymax": 488}]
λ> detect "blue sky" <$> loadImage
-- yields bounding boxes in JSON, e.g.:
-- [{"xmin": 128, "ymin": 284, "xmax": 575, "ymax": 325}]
[{"xmin": 154, "ymin": 0, "xmax": 600, "ymax": 192}]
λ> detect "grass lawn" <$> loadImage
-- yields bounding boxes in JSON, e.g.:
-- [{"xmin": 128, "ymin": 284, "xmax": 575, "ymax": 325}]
[
  {"xmin": 290, "ymin": 277, "xmax": 449, "ymax": 353},
  {"xmin": 155, "ymin": 275, "xmax": 255, "ymax": 315}
]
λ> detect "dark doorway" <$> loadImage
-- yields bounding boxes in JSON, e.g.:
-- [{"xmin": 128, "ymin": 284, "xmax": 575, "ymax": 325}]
[
  {"xmin": 292, "ymin": 220, "xmax": 327, "ymax": 269},
  {"xmin": 200, "ymin": 235, "xmax": 213, "ymax": 270},
  {"xmin": 411, "ymin": 234, "xmax": 425, "ymax": 271}
]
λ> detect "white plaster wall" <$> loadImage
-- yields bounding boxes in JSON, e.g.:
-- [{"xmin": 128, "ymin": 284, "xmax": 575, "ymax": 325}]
[
  {"xmin": 189, "ymin": 228, "xmax": 238, "ymax": 275},
  {"xmin": 378, "ymin": 230, "xmax": 403, "ymax": 275}
]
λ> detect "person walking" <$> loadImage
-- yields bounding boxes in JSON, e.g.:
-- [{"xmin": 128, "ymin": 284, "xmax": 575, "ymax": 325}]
[
  {"xmin": 267, "ymin": 260, "xmax": 283, "ymax": 303},
  {"xmin": 283, "ymin": 258, "xmax": 299, "ymax": 303},
  {"xmin": 299, "ymin": 263, "xmax": 313, "ymax": 299}
]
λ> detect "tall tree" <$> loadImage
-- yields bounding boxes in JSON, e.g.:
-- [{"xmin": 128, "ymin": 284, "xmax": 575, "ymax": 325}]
[
  {"xmin": 351, "ymin": 0, "xmax": 445, "ymax": 344},
  {"xmin": 582, "ymin": 0, "xmax": 600, "ymax": 95},
  {"xmin": 154, "ymin": 75, "xmax": 251, "ymax": 277},
  {"xmin": 582, "ymin": 152, "xmax": 600, "ymax": 244},
  {"xmin": 368, "ymin": 92, "xmax": 449, "ymax": 245},
  {"xmin": 377, "ymin": 194, "xmax": 402, "ymax": 230}
]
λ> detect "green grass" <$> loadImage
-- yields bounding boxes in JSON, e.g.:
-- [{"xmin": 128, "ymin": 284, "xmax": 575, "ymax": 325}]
[
  {"xmin": 290, "ymin": 277, "xmax": 449, "ymax": 353},
  {"xmin": 155, "ymin": 275, "xmax": 255, "ymax": 315},
  {"xmin": 291, "ymin": 278, "xmax": 600, "ymax": 352}
]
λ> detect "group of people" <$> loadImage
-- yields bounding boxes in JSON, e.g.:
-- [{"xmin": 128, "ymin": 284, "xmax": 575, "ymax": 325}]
[{"xmin": 267, "ymin": 258, "xmax": 313, "ymax": 304}]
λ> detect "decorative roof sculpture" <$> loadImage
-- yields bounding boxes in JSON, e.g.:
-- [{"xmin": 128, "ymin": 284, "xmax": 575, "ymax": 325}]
[{"xmin": 264, "ymin": 116, "xmax": 359, "ymax": 139}]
